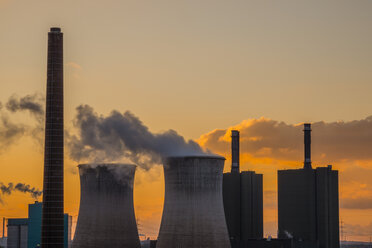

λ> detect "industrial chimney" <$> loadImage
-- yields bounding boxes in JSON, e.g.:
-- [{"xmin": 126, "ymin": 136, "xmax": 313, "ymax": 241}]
[
  {"xmin": 72, "ymin": 164, "xmax": 141, "ymax": 248},
  {"xmin": 157, "ymin": 156, "xmax": 231, "ymax": 248},
  {"xmin": 231, "ymin": 130, "xmax": 240, "ymax": 173},
  {"xmin": 2, "ymin": 217, "xmax": 5, "ymax": 238},
  {"xmin": 42, "ymin": 27, "xmax": 64, "ymax": 248},
  {"xmin": 304, "ymin": 123, "xmax": 312, "ymax": 169}
]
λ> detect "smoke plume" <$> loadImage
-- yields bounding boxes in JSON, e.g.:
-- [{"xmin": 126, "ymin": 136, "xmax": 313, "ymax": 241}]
[
  {"xmin": 6, "ymin": 94, "xmax": 44, "ymax": 122},
  {"xmin": 0, "ymin": 93, "xmax": 45, "ymax": 151},
  {"xmin": 68, "ymin": 105, "xmax": 207, "ymax": 168},
  {"xmin": 0, "ymin": 116, "xmax": 26, "ymax": 150},
  {"xmin": 0, "ymin": 182, "xmax": 42, "ymax": 203}
]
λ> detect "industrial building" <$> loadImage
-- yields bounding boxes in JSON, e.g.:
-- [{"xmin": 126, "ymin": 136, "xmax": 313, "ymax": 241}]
[
  {"xmin": 1, "ymin": 218, "xmax": 7, "ymax": 248},
  {"xmin": 6, "ymin": 202, "xmax": 71, "ymax": 248},
  {"xmin": 223, "ymin": 130, "xmax": 264, "ymax": 248},
  {"xmin": 278, "ymin": 124, "xmax": 340, "ymax": 248},
  {"xmin": 42, "ymin": 27, "xmax": 65, "ymax": 248},
  {"xmin": 7, "ymin": 219, "xmax": 28, "ymax": 248},
  {"xmin": 243, "ymin": 238, "xmax": 294, "ymax": 248},
  {"xmin": 72, "ymin": 164, "xmax": 141, "ymax": 248},
  {"xmin": 157, "ymin": 156, "xmax": 231, "ymax": 248},
  {"xmin": 140, "ymin": 239, "xmax": 157, "ymax": 248}
]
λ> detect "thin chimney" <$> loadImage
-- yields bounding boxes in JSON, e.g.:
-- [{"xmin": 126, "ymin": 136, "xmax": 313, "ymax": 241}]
[
  {"xmin": 304, "ymin": 123, "xmax": 312, "ymax": 169},
  {"xmin": 41, "ymin": 27, "xmax": 64, "ymax": 248},
  {"xmin": 2, "ymin": 217, "xmax": 5, "ymax": 238},
  {"xmin": 231, "ymin": 130, "xmax": 240, "ymax": 173}
]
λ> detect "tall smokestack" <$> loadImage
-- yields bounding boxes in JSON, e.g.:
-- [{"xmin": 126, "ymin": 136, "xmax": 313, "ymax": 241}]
[
  {"xmin": 41, "ymin": 27, "xmax": 64, "ymax": 248},
  {"xmin": 304, "ymin": 123, "xmax": 312, "ymax": 169},
  {"xmin": 231, "ymin": 130, "xmax": 240, "ymax": 173}
]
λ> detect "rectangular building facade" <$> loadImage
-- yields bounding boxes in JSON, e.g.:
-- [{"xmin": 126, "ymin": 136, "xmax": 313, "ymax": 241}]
[
  {"xmin": 7, "ymin": 219, "xmax": 28, "ymax": 248},
  {"xmin": 240, "ymin": 171, "xmax": 263, "ymax": 240},
  {"xmin": 223, "ymin": 171, "xmax": 263, "ymax": 247},
  {"xmin": 315, "ymin": 167, "xmax": 339, "ymax": 248},
  {"xmin": 278, "ymin": 166, "xmax": 339, "ymax": 248},
  {"xmin": 28, "ymin": 202, "xmax": 42, "ymax": 248}
]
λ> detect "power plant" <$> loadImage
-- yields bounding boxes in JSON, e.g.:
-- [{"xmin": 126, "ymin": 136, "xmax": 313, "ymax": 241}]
[
  {"xmin": 223, "ymin": 130, "xmax": 264, "ymax": 248},
  {"xmin": 41, "ymin": 27, "xmax": 65, "ymax": 248},
  {"xmin": 278, "ymin": 124, "xmax": 340, "ymax": 248},
  {"xmin": 72, "ymin": 164, "xmax": 141, "ymax": 248},
  {"xmin": 156, "ymin": 156, "xmax": 231, "ymax": 248},
  {"xmin": 1, "ymin": 28, "xmax": 345, "ymax": 248}
]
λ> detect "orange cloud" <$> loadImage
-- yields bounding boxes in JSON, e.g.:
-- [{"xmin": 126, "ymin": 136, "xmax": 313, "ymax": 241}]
[{"xmin": 198, "ymin": 116, "xmax": 372, "ymax": 163}]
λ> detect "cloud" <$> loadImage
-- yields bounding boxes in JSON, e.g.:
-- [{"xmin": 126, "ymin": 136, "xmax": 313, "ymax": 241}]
[
  {"xmin": 198, "ymin": 116, "xmax": 372, "ymax": 211},
  {"xmin": 341, "ymin": 198, "xmax": 372, "ymax": 209},
  {"xmin": 198, "ymin": 116, "xmax": 372, "ymax": 164},
  {"xmin": 344, "ymin": 222, "xmax": 372, "ymax": 237},
  {"xmin": 67, "ymin": 105, "xmax": 208, "ymax": 169},
  {"xmin": 66, "ymin": 62, "xmax": 82, "ymax": 70}
]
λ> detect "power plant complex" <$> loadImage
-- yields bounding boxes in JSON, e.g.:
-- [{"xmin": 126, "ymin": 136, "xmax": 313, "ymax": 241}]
[{"xmin": 3, "ymin": 28, "xmax": 341, "ymax": 248}]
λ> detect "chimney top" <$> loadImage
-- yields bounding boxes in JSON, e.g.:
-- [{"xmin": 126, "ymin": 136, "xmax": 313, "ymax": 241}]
[
  {"xmin": 50, "ymin": 27, "xmax": 61, "ymax": 33},
  {"xmin": 303, "ymin": 123, "xmax": 312, "ymax": 169},
  {"xmin": 231, "ymin": 130, "xmax": 239, "ymax": 136}
]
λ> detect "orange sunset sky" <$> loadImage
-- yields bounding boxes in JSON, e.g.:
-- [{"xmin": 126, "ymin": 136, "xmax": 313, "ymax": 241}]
[{"xmin": 1, "ymin": 0, "xmax": 372, "ymax": 242}]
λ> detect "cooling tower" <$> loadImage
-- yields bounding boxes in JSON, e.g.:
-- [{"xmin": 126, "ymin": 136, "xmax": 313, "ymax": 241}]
[
  {"xmin": 157, "ymin": 156, "xmax": 231, "ymax": 248},
  {"xmin": 72, "ymin": 164, "xmax": 141, "ymax": 248}
]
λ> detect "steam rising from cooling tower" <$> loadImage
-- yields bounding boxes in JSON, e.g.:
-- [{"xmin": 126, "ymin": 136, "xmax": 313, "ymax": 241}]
[
  {"xmin": 72, "ymin": 163, "xmax": 141, "ymax": 248},
  {"xmin": 157, "ymin": 156, "xmax": 231, "ymax": 248},
  {"xmin": 68, "ymin": 105, "xmax": 208, "ymax": 168}
]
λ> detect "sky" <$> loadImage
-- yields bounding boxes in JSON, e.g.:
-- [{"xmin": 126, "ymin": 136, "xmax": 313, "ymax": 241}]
[{"xmin": 0, "ymin": 0, "xmax": 372, "ymax": 242}]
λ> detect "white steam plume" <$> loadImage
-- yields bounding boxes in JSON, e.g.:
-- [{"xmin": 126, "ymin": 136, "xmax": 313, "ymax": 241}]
[{"xmin": 68, "ymin": 105, "xmax": 209, "ymax": 169}]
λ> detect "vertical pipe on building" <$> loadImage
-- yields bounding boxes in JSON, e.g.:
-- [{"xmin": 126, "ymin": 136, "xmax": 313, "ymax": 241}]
[
  {"xmin": 231, "ymin": 130, "xmax": 240, "ymax": 173},
  {"xmin": 304, "ymin": 123, "xmax": 312, "ymax": 169},
  {"xmin": 41, "ymin": 27, "xmax": 64, "ymax": 248},
  {"xmin": 2, "ymin": 218, "xmax": 5, "ymax": 238}
]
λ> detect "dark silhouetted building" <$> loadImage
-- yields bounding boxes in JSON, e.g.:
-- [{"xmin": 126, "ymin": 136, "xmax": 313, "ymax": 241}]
[
  {"xmin": 7, "ymin": 218, "xmax": 28, "ymax": 248},
  {"xmin": 223, "ymin": 130, "xmax": 264, "ymax": 248},
  {"xmin": 278, "ymin": 124, "xmax": 340, "ymax": 248},
  {"xmin": 41, "ymin": 27, "xmax": 65, "ymax": 248},
  {"xmin": 243, "ymin": 238, "xmax": 294, "ymax": 248}
]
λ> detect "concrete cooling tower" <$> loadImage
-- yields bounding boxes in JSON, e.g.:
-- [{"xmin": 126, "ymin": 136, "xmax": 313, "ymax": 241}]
[
  {"xmin": 72, "ymin": 164, "xmax": 141, "ymax": 248},
  {"xmin": 156, "ymin": 156, "xmax": 231, "ymax": 248}
]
